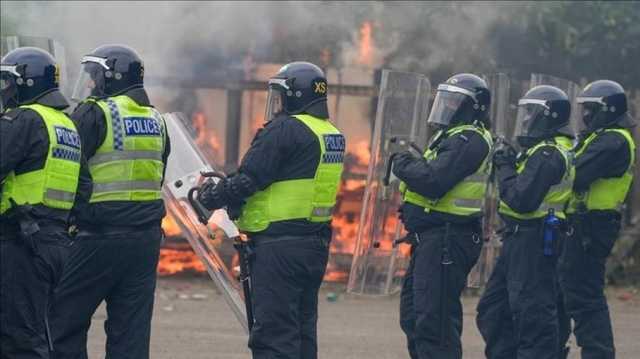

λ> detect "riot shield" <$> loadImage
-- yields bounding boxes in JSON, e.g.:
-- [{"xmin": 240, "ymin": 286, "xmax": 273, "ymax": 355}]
[
  {"xmin": 162, "ymin": 112, "xmax": 248, "ymax": 333},
  {"xmin": 347, "ymin": 70, "xmax": 431, "ymax": 295},
  {"xmin": 529, "ymin": 74, "xmax": 582, "ymax": 139},
  {"xmin": 467, "ymin": 73, "xmax": 512, "ymax": 288}
]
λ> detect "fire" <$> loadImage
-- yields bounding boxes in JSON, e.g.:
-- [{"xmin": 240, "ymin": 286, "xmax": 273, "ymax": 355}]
[
  {"xmin": 323, "ymin": 261, "xmax": 349, "ymax": 282},
  {"xmin": 161, "ymin": 214, "xmax": 182, "ymax": 237},
  {"xmin": 157, "ymin": 248, "xmax": 206, "ymax": 276},
  {"xmin": 358, "ymin": 21, "xmax": 374, "ymax": 67},
  {"xmin": 192, "ymin": 111, "xmax": 223, "ymax": 162}
]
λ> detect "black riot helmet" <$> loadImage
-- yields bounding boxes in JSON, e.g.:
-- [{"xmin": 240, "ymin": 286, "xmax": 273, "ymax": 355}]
[
  {"xmin": 427, "ymin": 73, "xmax": 491, "ymax": 129},
  {"xmin": 577, "ymin": 80, "xmax": 634, "ymax": 134},
  {"xmin": 72, "ymin": 44, "xmax": 144, "ymax": 101},
  {"xmin": 265, "ymin": 61, "xmax": 329, "ymax": 121},
  {"xmin": 1, "ymin": 47, "xmax": 66, "ymax": 111},
  {"xmin": 515, "ymin": 85, "xmax": 571, "ymax": 148}
]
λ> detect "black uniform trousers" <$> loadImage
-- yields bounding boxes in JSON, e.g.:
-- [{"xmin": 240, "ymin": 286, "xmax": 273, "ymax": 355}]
[
  {"xmin": 0, "ymin": 229, "xmax": 72, "ymax": 359},
  {"xmin": 476, "ymin": 222, "xmax": 561, "ymax": 359},
  {"xmin": 248, "ymin": 234, "xmax": 330, "ymax": 359},
  {"xmin": 558, "ymin": 213, "xmax": 619, "ymax": 359},
  {"xmin": 49, "ymin": 227, "xmax": 161, "ymax": 359},
  {"xmin": 399, "ymin": 225, "xmax": 483, "ymax": 359}
]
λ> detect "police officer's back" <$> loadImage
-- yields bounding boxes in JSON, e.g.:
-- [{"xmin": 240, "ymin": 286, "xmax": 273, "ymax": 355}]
[
  {"xmin": 0, "ymin": 47, "xmax": 80, "ymax": 359},
  {"xmin": 196, "ymin": 62, "xmax": 345, "ymax": 359},
  {"xmin": 558, "ymin": 80, "xmax": 636, "ymax": 359},
  {"xmin": 49, "ymin": 45, "xmax": 170, "ymax": 359},
  {"xmin": 392, "ymin": 73, "xmax": 493, "ymax": 359},
  {"xmin": 477, "ymin": 85, "xmax": 575, "ymax": 359}
]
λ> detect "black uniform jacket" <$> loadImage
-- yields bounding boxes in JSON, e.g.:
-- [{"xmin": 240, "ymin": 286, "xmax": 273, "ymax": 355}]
[
  {"xmin": 71, "ymin": 88, "xmax": 171, "ymax": 229},
  {"xmin": 573, "ymin": 128, "xmax": 633, "ymax": 194},
  {"xmin": 233, "ymin": 113, "xmax": 337, "ymax": 237},
  {"xmin": 392, "ymin": 128, "xmax": 490, "ymax": 234},
  {"xmin": 496, "ymin": 140, "xmax": 568, "ymax": 225},
  {"xmin": 0, "ymin": 92, "xmax": 73, "ymax": 233}
]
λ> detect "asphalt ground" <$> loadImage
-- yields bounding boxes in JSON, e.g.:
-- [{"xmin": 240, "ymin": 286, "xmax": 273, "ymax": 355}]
[{"xmin": 85, "ymin": 277, "xmax": 640, "ymax": 359}]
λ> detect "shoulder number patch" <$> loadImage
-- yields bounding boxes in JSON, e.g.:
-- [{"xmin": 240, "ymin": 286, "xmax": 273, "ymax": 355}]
[{"xmin": 314, "ymin": 81, "xmax": 327, "ymax": 94}]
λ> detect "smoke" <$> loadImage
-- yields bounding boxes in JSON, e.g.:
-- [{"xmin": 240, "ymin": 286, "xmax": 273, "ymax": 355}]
[{"xmin": 0, "ymin": 1, "xmax": 514, "ymax": 81}]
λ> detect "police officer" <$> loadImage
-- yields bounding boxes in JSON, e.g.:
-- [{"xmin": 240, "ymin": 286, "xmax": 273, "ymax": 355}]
[
  {"xmin": 196, "ymin": 62, "xmax": 345, "ymax": 359},
  {"xmin": 476, "ymin": 85, "xmax": 575, "ymax": 359},
  {"xmin": 0, "ymin": 47, "xmax": 81, "ymax": 359},
  {"xmin": 558, "ymin": 80, "xmax": 636, "ymax": 359},
  {"xmin": 392, "ymin": 73, "xmax": 493, "ymax": 359},
  {"xmin": 49, "ymin": 45, "xmax": 170, "ymax": 359}
]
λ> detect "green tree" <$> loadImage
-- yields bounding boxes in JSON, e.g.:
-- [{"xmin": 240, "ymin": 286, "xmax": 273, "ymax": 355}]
[{"xmin": 488, "ymin": 1, "xmax": 640, "ymax": 91}]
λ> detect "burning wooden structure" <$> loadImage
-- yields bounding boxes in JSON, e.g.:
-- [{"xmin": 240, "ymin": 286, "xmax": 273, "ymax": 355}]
[{"xmin": 147, "ymin": 60, "xmax": 380, "ymax": 282}]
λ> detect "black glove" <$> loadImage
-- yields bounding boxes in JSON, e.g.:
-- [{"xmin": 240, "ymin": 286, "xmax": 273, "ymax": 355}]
[
  {"xmin": 396, "ymin": 150, "xmax": 417, "ymax": 161},
  {"xmin": 392, "ymin": 150, "xmax": 419, "ymax": 173},
  {"xmin": 196, "ymin": 179, "xmax": 228, "ymax": 211},
  {"xmin": 492, "ymin": 142, "xmax": 517, "ymax": 168},
  {"xmin": 226, "ymin": 202, "xmax": 244, "ymax": 221}
]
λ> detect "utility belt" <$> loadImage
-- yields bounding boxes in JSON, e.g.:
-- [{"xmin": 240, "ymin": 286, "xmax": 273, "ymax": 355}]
[
  {"xmin": 75, "ymin": 223, "xmax": 159, "ymax": 238},
  {"xmin": 567, "ymin": 210, "xmax": 620, "ymax": 252},
  {"xmin": 249, "ymin": 232, "xmax": 331, "ymax": 248},
  {"xmin": 399, "ymin": 222, "xmax": 481, "ymax": 247},
  {"xmin": 568, "ymin": 210, "xmax": 620, "ymax": 223},
  {"xmin": 0, "ymin": 220, "xmax": 67, "ymax": 241},
  {"xmin": 498, "ymin": 220, "xmax": 543, "ymax": 239},
  {"xmin": 501, "ymin": 211, "xmax": 568, "ymax": 257},
  {"xmin": 0, "ymin": 204, "xmax": 67, "ymax": 257}
]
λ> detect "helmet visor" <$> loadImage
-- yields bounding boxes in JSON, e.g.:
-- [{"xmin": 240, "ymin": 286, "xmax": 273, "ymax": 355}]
[
  {"xmin": 264, "ymin": 77, "xmax": 289, "ymax": 122},
  {"xmin": 264, "ymin": 87, "xmax": 285, "ymax": 123},
  {"xmin": 0, "ymin": 74, "xmax": 14, "ymax": 91},
  {"xmin": 515, "ymin": 99, "xmax": 549, "ymax": 139},
  {"xmin": 576, "ymin": 97, "xmax": 605, "ymax": 133},
  {"xmin": 427, "ymin": 84, "xmax": 474, "ymax": 127},
  {"xmin": 72, "ymin": 56, "xmax": 108, "ymax": 102},
  {"xmin": 0, "ymin": 72, "xmax": 17, "ymax": 112}
]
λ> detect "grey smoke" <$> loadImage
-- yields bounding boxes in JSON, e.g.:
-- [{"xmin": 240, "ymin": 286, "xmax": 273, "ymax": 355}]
[{"xmin": 1, "ymin": 1, "xmax": 512, "ymax": 83}]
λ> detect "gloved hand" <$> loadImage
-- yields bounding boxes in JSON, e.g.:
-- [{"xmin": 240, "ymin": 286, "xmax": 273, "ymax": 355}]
[
  {"xmin": 226, "ymin": 202, "xmax": 245, "ymax": 221},
  {"xmin": 196, "ymin": 179, "xmax": 228, "ymax": 211},
  {"xmin": 492, "ymin": 142, "xmax": 517, "ymax": 168},
  {"xmin": 395, "ymin": 150, "xmax": 418, "ymax": 161}
]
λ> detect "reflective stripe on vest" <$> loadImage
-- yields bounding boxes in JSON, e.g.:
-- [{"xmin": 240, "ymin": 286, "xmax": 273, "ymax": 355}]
[
  {"xmin": 87, "ymin": 95, "xmax": 166, "ymax": 202},
  {"xmin": 402, "ymin": 124, "xmax": 493, "ymax": 217},
  {"xmin": 568, "ymin": 128, "xmax": 636, "ymax": 212},
  {"xmin": 499, "ymin": 136, "xmax": 575, "ymax": 220},
  {"xmin": 235, "ymin": 114, "xmax": 345, "ymax": 233},
  {"xmin": 0, "ymin": 104, "xmax": 81, "ymax": 214}
]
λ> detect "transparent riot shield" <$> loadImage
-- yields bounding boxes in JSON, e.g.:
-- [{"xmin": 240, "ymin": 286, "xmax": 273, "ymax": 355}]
[
  {"xmin": 529, "ymin": 74, "xmax": 582, "ymax": 139},
  {"xmin": 162, "ymin": 112, "xmax": 248, "ymax": 333},
  {"xmin": 467, "ymin": 73, "xmax": 512, "ymax": 288},
  {"xmin": 347, "ymin": 70, "xmax": 431, "ymax": 296},
  {"xmin": 0, "ymin": 36, "xmax": 69, "ymax": 94}
]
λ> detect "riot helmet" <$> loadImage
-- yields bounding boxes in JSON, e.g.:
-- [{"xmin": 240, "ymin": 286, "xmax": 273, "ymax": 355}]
[
  {"xmin": 265, "ymin": 61, "xmax": 329, "ymax": 121},
  {"xmin": 515, "ymin": 85, "xmax": 570, "ymax": 148},
  {"xmin": 577, "ymin": 80, "xmax": 634, "ymax": 134},
  {"xmin": 427, "ymin": 73, "xmax": 491, "ymax": 129},
  {"xmin": 72, "ymin": 44, "xmax": 144, "ymax": 101},
  {"xmin": 1, "ymin": 47, "xmax": 65, "ymax": 111}
]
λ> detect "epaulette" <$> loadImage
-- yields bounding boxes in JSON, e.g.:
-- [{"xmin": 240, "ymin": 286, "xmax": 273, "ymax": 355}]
[{"xmin": 0, "ymin": 108, "xmax": 28, "ymax": 122}]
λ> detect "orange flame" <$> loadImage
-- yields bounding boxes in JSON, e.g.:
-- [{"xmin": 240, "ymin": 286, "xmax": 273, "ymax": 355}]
[
  {"xmin": 157, "ymin": 248, "xmax": 206, "ymax": 276},
  {"xmin": 193, "ymin": 111, "xmax": 222, "ymax": 156},
  {"xmin": 358, "ymin": 21, "xmax": 374, "ymax": 66},
  {"xmin": 161, "ymin": 214, "xmax": 182, "ymax": 237},
  {"xmin": 157, "ymin": 108, "xmax": 406, "ymax": 282}
]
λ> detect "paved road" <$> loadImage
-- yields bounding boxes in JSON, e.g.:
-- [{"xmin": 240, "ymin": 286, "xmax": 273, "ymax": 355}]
[{"xmin": 85, "ymin": 277, "xmax": 640, "ymax": 358}]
